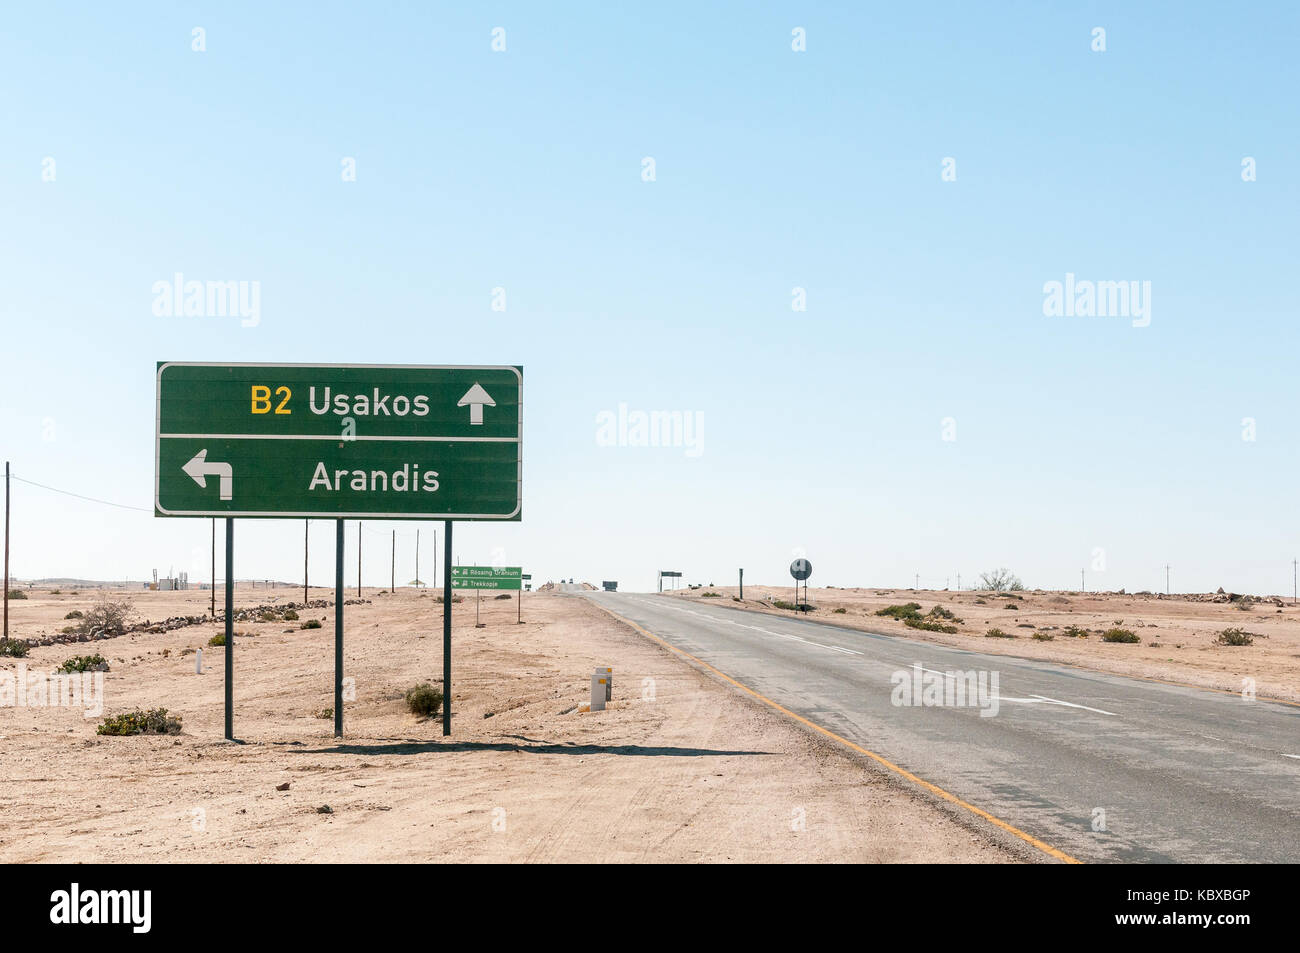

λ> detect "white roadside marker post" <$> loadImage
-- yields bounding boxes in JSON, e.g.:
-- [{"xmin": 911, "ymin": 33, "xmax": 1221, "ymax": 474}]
[
  {"xmin": 195, "ymin": 647, "xmax": 202, "ymax": 673},
  {"xmin": 595, "ymin": 666, "xmax": 612, "ymax": 701},
  {"xmin": 591, "ymin": 672, "xmax": 608, "ymax": 711}
]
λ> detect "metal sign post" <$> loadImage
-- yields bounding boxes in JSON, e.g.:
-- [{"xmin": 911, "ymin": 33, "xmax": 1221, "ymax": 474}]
[
  {"xmin": 790, "ymin": 559, "xmax": 812, "ymax": 611},
  {"xmin": 443, "ymin": 520, "xmax": 452, "ymax": 736},
  {"xmin": 334, "ymin": 518, "xmax": 344, "ymax": 739},
  {"xmin": 224, "ymin": 518, "xmax": 234, "ymax": 740}
]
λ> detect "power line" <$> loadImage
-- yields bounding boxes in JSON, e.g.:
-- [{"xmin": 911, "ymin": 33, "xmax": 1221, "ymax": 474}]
[
  {"xmin": 12, "ymin": 477, "xmax": 426, "ymax": 537},
  {"xmin": 9, "ymin": 473, "xmax": 152, "ymax": 513}
]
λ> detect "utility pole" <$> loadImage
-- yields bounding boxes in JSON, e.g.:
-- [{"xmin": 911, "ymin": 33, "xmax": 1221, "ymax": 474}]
[
  {"xmin": 303, "ymin": 519, "xmax": 309, "ymax": 605},
  {"xmin": 415, "ymin": 529, "xmax": 420, "ymax": 588},
  {"xmin": 739, "ymin": 568, "xmax": 744, "ymax": 600},
  {"xmin": 1165, "ymin": 563, "xmax": 1170, "ymax": 596},
  {"xmin": 956, "ymin": 572, "xmax": 961, "ymax": 592},
  {"xmin": 357, "ymin": 521, "xmax": 362, "ymax": 596},
  {"xmin": 1081, "ymin": 569, "xmax": 1085, "ymax": 593},
  {"xmin": 1293, "ymin": 559, "xmax": 1297, "ymax": 604},
  {"xmin": 3, "ymin": 461, "xmax": 9, "ymax": 643},
  {"xmin": 210, "ymin": 518, "xmax": 216, "ymax": 618},
  {"xmin": 391, "ymin": 530, "xmax": 395, "ymax": 593},
  {"xmin": 914, "ymin": 572, "xmax": 919, "ymax": 590}
]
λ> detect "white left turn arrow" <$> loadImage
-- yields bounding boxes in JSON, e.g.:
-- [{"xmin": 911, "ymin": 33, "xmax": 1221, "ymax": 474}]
[{"xmin": 182, "ymin": 449, "xmax": 234, "ymax": 501}]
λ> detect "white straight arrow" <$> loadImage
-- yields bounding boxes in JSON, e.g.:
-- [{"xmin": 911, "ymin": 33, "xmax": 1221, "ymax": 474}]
[
  {"xmin": 457, "ymin": 382, "xmax": 496, "ymax": 426},
  {"xmin": 182, "ymin": 449, "xmax": 234, "ymax": 501}
]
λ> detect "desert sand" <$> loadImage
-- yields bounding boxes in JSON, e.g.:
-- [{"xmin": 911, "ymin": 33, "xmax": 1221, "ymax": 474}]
[
  {"xmin": 0, "ymin": 585, "xmax": 1021, "ymax": 863},
  {"xmin": 671, "ymin": 585, "xmax": 1300, "ymax": 703}
]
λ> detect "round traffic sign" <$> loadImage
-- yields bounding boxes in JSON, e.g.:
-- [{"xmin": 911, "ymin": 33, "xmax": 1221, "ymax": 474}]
[{"xmin": 790, "ymin": 559, "xmax": 812, "ymax": 581}]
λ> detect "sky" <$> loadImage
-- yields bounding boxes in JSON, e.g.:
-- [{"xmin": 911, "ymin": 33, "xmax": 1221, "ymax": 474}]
[{"xmin": 2, "ymin": 2, "xmax": 1298, "ymax": 595}]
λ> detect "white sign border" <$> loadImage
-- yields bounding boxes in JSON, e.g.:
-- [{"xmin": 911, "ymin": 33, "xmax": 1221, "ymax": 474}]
[{"xmin": 154, "ymin": 361, "xmax": 522, "ymax": 520}]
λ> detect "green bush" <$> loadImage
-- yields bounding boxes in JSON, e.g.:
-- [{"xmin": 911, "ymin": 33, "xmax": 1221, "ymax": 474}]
[
  {"xmin": 283, "ymin": 609, "xmax": 299, "ymax": 621},
  {"xmin": 876, "ymin": 603, "xmax": 923, "ymax": 621},
  {"xmin": 405, "ymin": 682, "xmax": 444, "ymax": 717},
  {"xmin": 1004, "ymin": 603, "xmax": 1019, "ymax": 610},
  {"xmin": 0, "ymin": 639, "xmax": 30, "ymax": 658},
  {"xmin": 57, "ymin": 654, "xmax": 108, "ymax": 673},
  {"xmin": 772, "ymin": 600, "xmax": 798, "ymax": 610},
  {"xmin": 833, "ymin": 607, "xmax": 847, "ymax": 614},
  {"xmin": 1215, "ymin": 627, "xmax": 1257, "ymax": 646},
  {"xmin": 905, "ymin": 618, "xmax": 958, "ymax": 634},
  {"xmin": 701, "ymin": 591, "xmax": 721, "ymax": 598},
  {"xmin": 64, "ymin": 610, "xmax": 84, "ymax": 620},
  {"xmin": 1102, "ymin": 628, "xmax": 1140, "ymax": 643},
  {"xmin": 927, "ymin": 605, "xmax": 963, "ymax": 623},
  {"xmin": 8, "ymin": 591, "xmax": 27, "ymax": 600},
  {"xmin": 97, "ymin": 708, "xmax": 182, "ymax": 736},
  {"xmin": 1032, "ymin": 632, "xmax": 1054, "ymax": 641},
  {"xmin": 208, "ymin": 633, "xmax": 226, "ymax": 646},
  {"xmin": 985, "ymin": 628, "xmax": 1014, "ymax": 639},
  {"xmin": 1062, "ymin": 626, "xmax": 1089, "ymax": 638},
  {"xmin": 301, "ymin": 619, "xmax": 323, "ymax": 630}
]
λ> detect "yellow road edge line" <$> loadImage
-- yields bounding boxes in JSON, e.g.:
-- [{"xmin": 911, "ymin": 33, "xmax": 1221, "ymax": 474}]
[{"xmin": 591, "ymin": 599, "xmax": 1082, "ymax": 865}]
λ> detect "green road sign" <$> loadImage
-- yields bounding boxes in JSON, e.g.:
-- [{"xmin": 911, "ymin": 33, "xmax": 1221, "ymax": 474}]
[
  {"xmin": 155, "ymin": 363, "xmax": 521, "ymax": 519},
  {"xmin": 450, "ymin": 566, "xmax": 522, "ymax": 590}
]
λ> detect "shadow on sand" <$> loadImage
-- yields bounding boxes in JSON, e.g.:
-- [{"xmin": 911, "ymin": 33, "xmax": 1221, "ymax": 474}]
[{"xmin": 293, "ymin": 734, "xmax": 772, "ymax": 758}]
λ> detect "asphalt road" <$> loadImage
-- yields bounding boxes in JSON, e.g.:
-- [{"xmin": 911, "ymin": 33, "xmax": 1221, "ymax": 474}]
[{"xmin": 585, "ymin": 591, "xmax": 1300, "ymax": 863}]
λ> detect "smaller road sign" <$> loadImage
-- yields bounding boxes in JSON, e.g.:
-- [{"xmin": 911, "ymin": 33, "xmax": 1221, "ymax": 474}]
[
  {"xmin": 790, "ymin": 559, "xmax": 812, "ymax": 581},
  {"xmin": 450, "ymin": 566, "xmax": 522, "ymax": 590}
]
